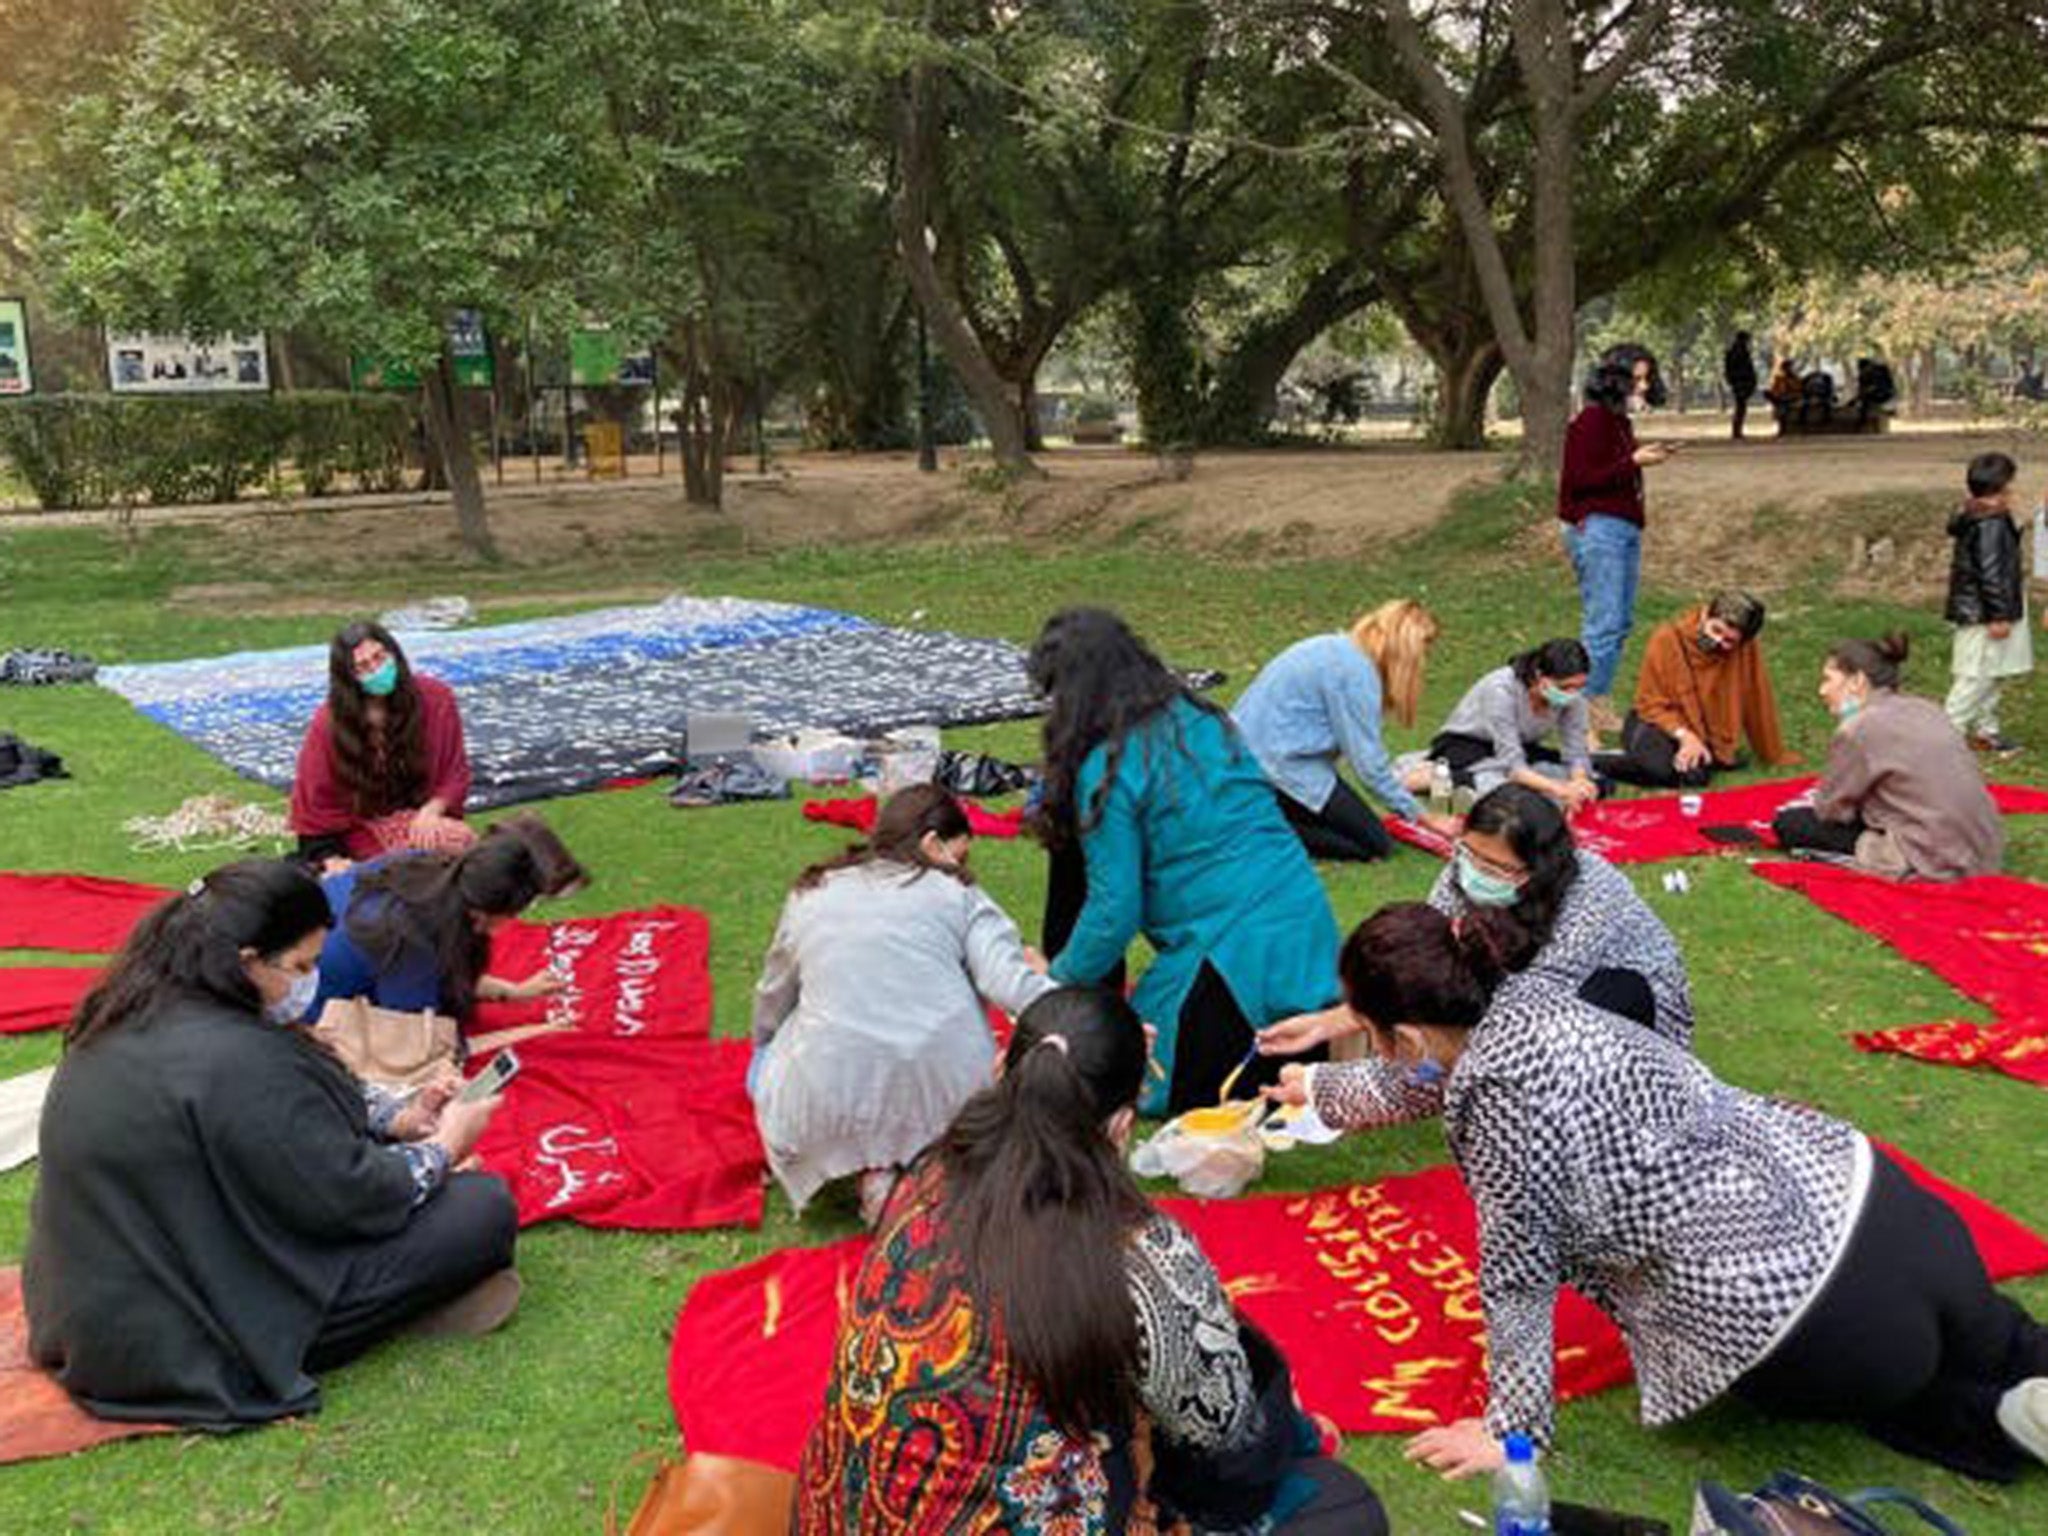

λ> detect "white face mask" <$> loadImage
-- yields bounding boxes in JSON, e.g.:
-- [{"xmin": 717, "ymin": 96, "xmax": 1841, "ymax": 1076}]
[{"xmin": 265, "ymin": 964, "xmax": 321, "ymax": 1025}]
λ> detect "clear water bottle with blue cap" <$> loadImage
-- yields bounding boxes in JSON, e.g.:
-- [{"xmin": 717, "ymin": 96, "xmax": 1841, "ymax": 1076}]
[{"xmin": 1493, "ymin": 1432, "xmax": 1551, "ymax": 1535}]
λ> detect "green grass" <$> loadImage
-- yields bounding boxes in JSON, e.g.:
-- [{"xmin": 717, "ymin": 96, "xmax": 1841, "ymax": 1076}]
[{"xmin": 2, "ymin": 477, "xmax": 2046, "ymax": 1532}]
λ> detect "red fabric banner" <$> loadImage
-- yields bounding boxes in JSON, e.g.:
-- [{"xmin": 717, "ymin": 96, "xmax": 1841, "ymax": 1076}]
[
  {"xmin": 0, "ymin": 1267, "xmax": 172, "ymax": 1466},
  {"xmin": 801, "ymin": 796, "xmax": 1025, "ymax": 840},
  {"xmin": 474, "ymin": 1033, "xmax": 764, "ymax": 1232},
  {"xmin": 1755, "ymin": 860, "xmax": 2048, "ymax": 1085},
  {"xmin": 473, "ymin": 905, "xmax": 712, "ymax": 1040},
  {"xmin": 668, "ymin": 1157, "xmax": 2048, "ymax": 1471},
  {"xmin": 0, "ymin": 968, "xmax": 100, "ymax": 1035},
  {"xmin": 0, "ymin": 873, "xmax": 172, "ymax": 954},
  {"xmin": 1389, "ymin": 779, "xmax": 2048, "ymax": 867}
]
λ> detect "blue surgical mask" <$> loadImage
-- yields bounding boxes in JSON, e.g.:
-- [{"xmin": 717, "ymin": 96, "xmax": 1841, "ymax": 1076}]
[
  {"xmin": 1541, "ymin": 683, "xmax": 1581, "ymax": 709},
  {"xmin": 358, "ymin": 658, "xmax": 399, "ymax": 697},
  {"xmin": 1834, "ymin": 694, "xmax": 1863, "ymax": 723},
  {"xmin": 1455, "ymin": 848, "xmax": 1523, "ymax": 908},
  {"xmin": 265, "ymin": 964, "xmax": 321, "ymax": 1026},
  {"xmin": 1405, "ymin": 1056, "xmax": 1446, "ymax": 1091}
]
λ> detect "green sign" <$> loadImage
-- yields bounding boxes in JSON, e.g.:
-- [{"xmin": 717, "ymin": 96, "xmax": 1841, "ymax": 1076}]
[
  {"xmin": 0, "ymin": 299, "xmax": 30, "ymax": 396},
  {"xmin": 570, "ymin": 326, "xmax": 655, "ymax": 387},
  {"xmin": 351, "ymin": 311, "xmax": 494, "ymax": 391}
]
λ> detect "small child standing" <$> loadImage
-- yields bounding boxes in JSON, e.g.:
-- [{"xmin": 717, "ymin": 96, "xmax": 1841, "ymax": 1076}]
[{"xmin": 1944, "ymin": 451, "xmax": 2032, "ymax": 756}]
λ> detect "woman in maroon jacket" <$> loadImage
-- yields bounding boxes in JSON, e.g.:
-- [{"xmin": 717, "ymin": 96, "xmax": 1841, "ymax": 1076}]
[
  {"xmin": 1557, "ymin": 347, "xmax": 1675, "ymax": 738},
  {"xmin": 289, "ymin": 621, "xmax": 473, "ymax": 868}
]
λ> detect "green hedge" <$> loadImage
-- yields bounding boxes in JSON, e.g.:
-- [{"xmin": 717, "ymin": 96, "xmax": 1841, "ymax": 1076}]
[{"xmin": 0, "ymin": 392, "xmax": 418, "ymax": 510}]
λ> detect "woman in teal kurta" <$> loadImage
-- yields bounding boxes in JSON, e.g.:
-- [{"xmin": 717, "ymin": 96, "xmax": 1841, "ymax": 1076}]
[{"xmin": 1029, "ymin": 608, "xmax": 1340, "ymax": 1114}]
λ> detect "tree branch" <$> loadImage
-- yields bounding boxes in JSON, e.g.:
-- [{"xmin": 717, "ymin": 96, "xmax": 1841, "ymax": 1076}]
[{"xmin": 1573, "ymin": 0, "xmax": 1672, "ymax": 119}]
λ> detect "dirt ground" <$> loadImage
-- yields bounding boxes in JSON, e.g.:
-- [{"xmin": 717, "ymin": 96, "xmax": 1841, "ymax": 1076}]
[{"xmin": 6, "ymin": 427, "xmax": 2029, "ymax": 610}]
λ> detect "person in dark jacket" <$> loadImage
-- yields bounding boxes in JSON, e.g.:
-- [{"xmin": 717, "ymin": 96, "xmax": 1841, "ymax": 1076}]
[
  {"xmin": 1723, "ymin": 331, "xmax": 1758, "ymax": 439},
  {"xmin": 1854, "ymin": 356, "xmax": 1898, "ymax": 426},
  {"xmin": 25, "ymin": 859, "xmax": 517, "ymax": 1427},
  {"xmin": 1557, "ymin": 349, "xmax": 1676, "ymax": 737},
  {"xmin": 1944, "ymin": 452, "xmax": 2032, "ymax": 756}
]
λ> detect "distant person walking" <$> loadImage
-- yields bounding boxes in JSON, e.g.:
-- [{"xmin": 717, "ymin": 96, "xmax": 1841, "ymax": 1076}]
[
  {"xmin": 1558, "ymin": 346, "xmax": 1674, "ymax": 739},
  {"xmin": 1944, "ymin": 451, "xmax": 2032, "ymax": 756},
  {"xmin": 1723, "ymin": 331, "xmax": 1758, "ymax": 440}
]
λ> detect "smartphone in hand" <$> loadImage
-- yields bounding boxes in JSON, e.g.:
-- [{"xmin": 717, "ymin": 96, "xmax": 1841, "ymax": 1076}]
[{"xmin": 458, "ymin": 1048, "xmax": 522, "ymax": 1104}]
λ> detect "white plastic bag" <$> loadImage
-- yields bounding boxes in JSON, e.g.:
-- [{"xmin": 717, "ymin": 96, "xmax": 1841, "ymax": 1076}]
[{"xmin": 1130, "ymin": 1102, "xmax": 1267, "ymax": 1198}]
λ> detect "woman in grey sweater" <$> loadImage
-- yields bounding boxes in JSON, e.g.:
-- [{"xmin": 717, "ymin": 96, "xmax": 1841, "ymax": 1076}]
[
  {"xmin": 1423, "ymin": 639, "xmax": 1600, "ymax": 811},
  {"xmin": 750, "ymin": 785, "xmax": 1054, "ymax": 1219},
  {"xmin": 1268, "ymin": 903, "xmax": 2048, "ymax": 1484}
]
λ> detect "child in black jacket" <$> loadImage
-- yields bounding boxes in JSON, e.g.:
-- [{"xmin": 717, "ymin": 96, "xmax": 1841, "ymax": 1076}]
[{"xmin": 1944, "ymin": 451, "xmax": 2031, "ymax": 755}]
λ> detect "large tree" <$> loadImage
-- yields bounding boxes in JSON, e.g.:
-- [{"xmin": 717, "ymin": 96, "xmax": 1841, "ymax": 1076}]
[{"xmin": 28, "ymin": 0, "xmax": 615, "ymax": 556}]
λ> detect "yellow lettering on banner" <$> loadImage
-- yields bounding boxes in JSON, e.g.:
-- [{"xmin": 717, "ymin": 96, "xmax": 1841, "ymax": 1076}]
[
  {"xmin": 1443, "ymin": 1287, "xmax": 1485, "ymax": 1323},
  {"xmin": 1410, "ymin": 1249, "xmax": 1469, "ymax": 1281},
  {"xmin": 1998, "ymin": 1035, "xmax": 2048, "ymax": 1062},
  {"xmin": 762, "ymin": 1276, "xmax": 784, "ymax": 1340},
  {"xmin": 1223, "ymin": 1272, "xmax": 1288, "ymax": 1302},
  {"xmin": 1361, "ymin": 1356, "xmax": 1464, "ymax": 1424}
]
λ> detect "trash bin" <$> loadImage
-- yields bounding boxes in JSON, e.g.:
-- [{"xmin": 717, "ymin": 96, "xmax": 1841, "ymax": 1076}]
[{"xmin": 581, "ymin": 421, "xmax": 626, "ymax": 479}]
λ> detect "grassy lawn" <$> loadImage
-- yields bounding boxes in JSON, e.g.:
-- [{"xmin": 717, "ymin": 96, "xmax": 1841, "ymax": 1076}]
[{"xmin": 2, "ymin": 476, "xmax": 2045, "ymax": 1533}]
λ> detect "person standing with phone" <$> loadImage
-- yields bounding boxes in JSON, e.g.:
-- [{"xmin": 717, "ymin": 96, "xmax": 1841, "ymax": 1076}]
[{"xmin": 1558, "ymin": 346, "xmax": 1675, "ymax": 744}]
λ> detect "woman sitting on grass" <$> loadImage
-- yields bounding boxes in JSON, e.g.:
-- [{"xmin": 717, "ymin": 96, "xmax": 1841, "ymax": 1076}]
[
  {"xmin": 1231, "ymin": 598, "xmax": 1461, "ymax": 862},
  {"xmin": 290, "ymin": 621, "xmax": 473, "ymax": 869},
  {"xmin": 1259, "ymin": 783, "xmax": 1692, "ymax": 1066},
  {"xmin": 749, "ymin": 784, "xmax": 1053, "ymax": 1222},
  {"xmin": 1029, "ymin": 606, "xmax": 1340, "ymax": 1115},
  {"xmin": 306, "ymin": 814, "xmax": 589, "ymax": 1024},
  {"xmin": 1772, "ymin": 633, "xmax": 2002, "ymax": 880},
  {"xmin": 1267, "ymin": 903, "xmax": 2048, "ymax": 1484},
  {"xmin": 1418, "ymin": 638, "xmax": 1601, "ymax": 812},
  {"xmin": 796, "ymin": 986, "xmax": 1388, "ymax": 1535},
  {"xmin": 26, "ymin": 859, "xmax": 516, "ymax": 1428}
]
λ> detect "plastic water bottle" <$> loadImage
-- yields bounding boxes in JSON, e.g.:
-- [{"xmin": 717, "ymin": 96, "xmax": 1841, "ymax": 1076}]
[
  {"xmin": 1428, "ymin": 759, "xmax": 1454, "ymax": 818},
  {"xmin": 1493, "ymin": 1432, "xmax": 1551, "ymax": 1535}
]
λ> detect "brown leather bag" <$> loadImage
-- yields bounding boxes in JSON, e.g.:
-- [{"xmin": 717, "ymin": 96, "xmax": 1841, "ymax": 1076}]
[
  {"xmin": 310, "ymin": 997, "xmax": 459, "ymax": 1091},
  {"xmin": 610, "ymin": 1453, "xmax": 795, "ymax": 1536}
]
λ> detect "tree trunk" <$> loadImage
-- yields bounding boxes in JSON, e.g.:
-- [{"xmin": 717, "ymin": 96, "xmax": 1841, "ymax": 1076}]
[
  {"xmin": 1018, "ymin": 375, "xmax": 1044, "ymax": 452},
  {"xmin": 421, "ymin": 348, "xmax": 497, "ymax": 560},
  {"xmin": 669, "ymin": 324, "xmax": 725, "ymax": 511},
  {"xmin": 1196, "ymin": 265, "xmax": 1380, "ymax": 447},
  {"xmin": 1425, "ymin": 334, "xmax": 1504, "ymax": 449},
  {"xmin": 1907, "ymin": 344, "xmax": 1937, "ymax": 417},
  {"xmin": 892, "ymin": 52, "xmax": 1041, "ymax": 477}
]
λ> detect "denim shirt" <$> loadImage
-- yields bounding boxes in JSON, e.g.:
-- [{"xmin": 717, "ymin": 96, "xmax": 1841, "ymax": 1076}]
[{"xmin": 1231, "ymin": 633, "xmax": 1422, "ymax": 820}]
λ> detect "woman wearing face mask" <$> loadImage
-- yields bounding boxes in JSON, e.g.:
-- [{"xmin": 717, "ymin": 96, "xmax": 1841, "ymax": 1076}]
[
  {"xmin": 1772, "ymin": 633, "xmax": 2003, "ymax": 879},
  {"xmin": 1600, "ymin": 589, "xmax": 1798, "ymax": 789},
  {"xmin": 306, "ymin": 813, "xmax": 590, "ymax": 1023},
  {"xmin": 1559, "ymin": 347, "xmax": 1675, "ymax": 739},
  {"xmin": 290, "ymin": 621, "xmax": 473, "ymax": 869},
  {"xmin": 750, "ymin": 785, "xmax": 1055, "ymax": 1222},
  {"xmin": 24, "ymin": 860, "xmax": 517, "ymax": 1428},
  {"xmin": 1265, "ymin": 904, "xmax": 2048, "ymax": 1485},
  {"xmin": 796, "ymin": 986, "xmax": 1388, "ymax": 1535},
  {"xmin": 1257, "ymin": 782, "xmax": 1691, "ymax": 1061},
  {"xmin": 1419, "ymin": 639, "xmax": 1601, "ymax": 812}
]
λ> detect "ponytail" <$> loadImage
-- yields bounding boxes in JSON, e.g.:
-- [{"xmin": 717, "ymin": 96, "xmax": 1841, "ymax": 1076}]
[
  {"xmin": 1827, "ymin": 631, "xmax": 1910, "ymax": 692},
  {"xmin": 936, "ymin": 988, "xmax": 1150, "ymax": 1433},
  {"xmin": 1339, "ymin": 901, "xmax": 1506, "ymax": 1030}
]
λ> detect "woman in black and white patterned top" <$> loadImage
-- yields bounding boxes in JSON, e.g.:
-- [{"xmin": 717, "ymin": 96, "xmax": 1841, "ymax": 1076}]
[{"xmin": 1267, "ymin": 903, "xmax": 2048, "ymax": 1484}]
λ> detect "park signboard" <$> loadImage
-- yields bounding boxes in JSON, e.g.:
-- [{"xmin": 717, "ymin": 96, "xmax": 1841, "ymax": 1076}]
[
  {"xmin": 351, "ymin": 310, "xmax": 497, "ymax": 391},
  {"xmin": 569, "ymin": 325, "xmax": 655, "ymax": 387},
  {"xmin": 0, "ymin": 299, "xmax": 31, "ymax": 395},
  {"xmin": 107, "ymin": 331, "xmax": 270, "ymax": 393}
]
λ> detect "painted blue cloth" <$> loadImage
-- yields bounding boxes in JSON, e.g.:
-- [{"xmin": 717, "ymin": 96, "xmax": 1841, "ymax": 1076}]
[
  {"xmin": 1231, "ymin": 632, "xmax": 1422, "ymax": 821},
  {"xmin": 306, "ymin": 859, "xmax": 444, "ymax": 1019},
  {"xmin": 1564, "ymin": 514, "xmax": 1642, "ymax": 698},
  {"xmin": 1048, "ymin": 698, "xmax": 1340, "ymax": 1113}
]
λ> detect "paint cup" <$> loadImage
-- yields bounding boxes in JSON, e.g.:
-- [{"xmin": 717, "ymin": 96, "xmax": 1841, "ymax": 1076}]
[{"xmin": 1679, "ymin": 793, "xmax": 1703, "ymax": 817}]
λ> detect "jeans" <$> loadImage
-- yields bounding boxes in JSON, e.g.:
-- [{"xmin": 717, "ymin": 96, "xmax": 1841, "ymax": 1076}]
[{"xmin": 1563, "ymin": 515, "xmax": 1641, "ymax": 698}]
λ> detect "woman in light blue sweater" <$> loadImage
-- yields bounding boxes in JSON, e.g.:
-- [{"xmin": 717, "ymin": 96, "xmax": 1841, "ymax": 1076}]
[
  {"xmin": 1030, "ymin": 608, "xmax": 1340, "ymax": 1115},
  {"xmin": 1233, "ymin": 599, "xmax": 1460, "ymax": 861}
]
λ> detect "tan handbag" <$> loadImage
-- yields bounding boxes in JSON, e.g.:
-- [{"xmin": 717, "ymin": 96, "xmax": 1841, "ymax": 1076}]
[{"xmin": 311, "ymin": 997, "xmax": 459, "ymax": 1091}]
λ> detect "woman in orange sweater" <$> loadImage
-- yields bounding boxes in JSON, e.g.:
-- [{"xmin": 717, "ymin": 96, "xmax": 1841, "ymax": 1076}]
[{"xmin": 1602, "ymin": 590, "xmax": 1800, "ymax": 789}]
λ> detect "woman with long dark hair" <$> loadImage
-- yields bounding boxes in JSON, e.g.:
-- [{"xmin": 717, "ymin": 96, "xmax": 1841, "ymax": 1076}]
[
  {"xmin": 795, "ymin": 987, "xmax": 1387, "ymax": 1534},
  {"xmin": 1259, "ymin": 782, "xmax": 1691, "ymax": 1062},
  {"xmin": 1558, "ymin": 346, "xmax": 1676, "ymax": 738},
  {"xmin": 308, "ymin": 813, "xmax": 589, "ymax": 1022},
  {"xmin": 750, "ymin": 784, "xmax": 1053, "ymax": 1220},
  {"xmin": 1028, "ymin": 607, "xmax": 1340, "ymax": 1114},
  {"xmin": 1266, "ymin": 904, "xmax": 2048, "ymax": 1485},
  {"xmin": 1422, "ymin": 638, "xmax": 1600, "ymax": 810},
  {"xmin": 25, "ymin": 860, "xmax": 516, "ymax": 1427},
  {"xmin": 289, "ymin": 620, "xmax": 473, "ymax": 867},
  {"xmin": 1772, "ymin": 632, "xmax": 2003, "ymax": 879}
]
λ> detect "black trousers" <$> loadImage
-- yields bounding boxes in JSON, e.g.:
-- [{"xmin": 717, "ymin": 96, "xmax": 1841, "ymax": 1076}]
[
  {"xmin": 1430, "ymin": 731, "xmax": 1564, "ymax": 788},
  {"xmin": 1735, "ymin": 1150, "xmax": 2048, "ymax": 1481},
  {"xmin": 1043, "ymin": 838, "xmax": 1125, "ymax": 996},
  {"xmin": 1275, "ymin": 782, "xmax": 1393, "ymax": 862},
  {"xmin": 1271, "ymin": 1457, "xmax": 1389, "ymax": 1535},
  {"xmin": 1731, "ymin": 394, "xmax": 1750, "ymax": 439},
  {"xmin": 305, "ymin": 1172, "xmax": 518, "ymax": 1372},
  {"xmin": 1598, "ymin": 712, "xmax": 1718, "ymax": 790},
  {"xmin": 1772, "ymin": 804, "xmax": 1866, "ymax": 858}
]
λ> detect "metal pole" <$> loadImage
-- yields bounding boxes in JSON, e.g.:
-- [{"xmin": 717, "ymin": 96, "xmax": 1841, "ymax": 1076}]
[
  {"xmin": 654, "ymin": 347, "xmax": 665, "ymax": 477},
  {"xmin": 917, "ymin": 310, "xmax": 937, "ymax": 472},
  {"xmin": 752, "ymin": 338, "xmax": 767, "ymax": 476},
  {"xmin": 526, "ymin": 319, "xmax": 541, "ymax": 484}
]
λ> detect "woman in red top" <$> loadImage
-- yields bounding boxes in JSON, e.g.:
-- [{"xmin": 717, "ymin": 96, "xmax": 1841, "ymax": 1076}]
[
  {"xmin": 1557, "ymin": 347, "xmax": 1675, "ymax": 738},
  {"xmin": 289, "ymin": 621, "xmax": 473, "ymax": 868}
]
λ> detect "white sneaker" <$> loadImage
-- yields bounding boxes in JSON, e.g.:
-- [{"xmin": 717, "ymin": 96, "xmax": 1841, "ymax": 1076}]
[{"xmin": 1996, "ymin": 1377, "xmax": 2048, "ymax": 1464}]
